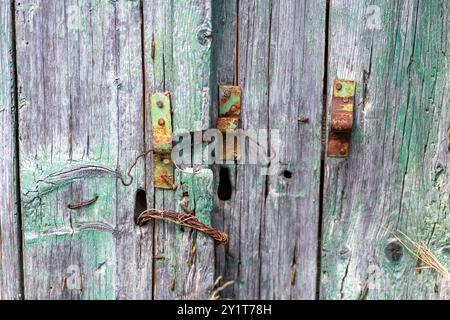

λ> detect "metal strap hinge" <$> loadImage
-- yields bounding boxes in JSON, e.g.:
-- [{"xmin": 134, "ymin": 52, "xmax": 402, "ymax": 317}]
[{"xmin": 150, "ymin": 92, "xmax": 175, "ymax": 189}]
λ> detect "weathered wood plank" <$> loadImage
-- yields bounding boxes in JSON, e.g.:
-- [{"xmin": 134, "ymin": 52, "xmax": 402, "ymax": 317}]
[
  {"xmin": 262, "ymin": 0, "xmax": 325, "ymax": 299},
  {"xmin": 216, "ymin": 0, "xmax": 273, "ymax": 299},
  {"xmin": 0, "ymin": 0, "xmax": 22, "ymax": 300},
  {"xmin": 321, "ymin": 0, "xmax": 450, "ymax": 299},
  {"xmin": 16, "ymin": 0, "xmax": 150, "ymax": 299},
  {"xmin": 211, "ymin": 0, "xmax": 238, "ymax": 299},
  {"xmin": 212, "ymin": 0, "xmax": 325, "ymax": 299},
  {"xmin": 143, "ymin": 0, "xmax": 215, "ymax": 299}
]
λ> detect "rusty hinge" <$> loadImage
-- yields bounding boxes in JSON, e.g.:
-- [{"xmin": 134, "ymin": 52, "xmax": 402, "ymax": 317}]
[
  {"xmin": 217, "ymin": 85, "xmax": 241, "ymax": 161},
  {"xmin": 327, "ymin": 79, "xmax": 356, "ymax": 158},
  {"xmin": 150, "ymin": 92, "xmax": 176, "ymax": 190}
]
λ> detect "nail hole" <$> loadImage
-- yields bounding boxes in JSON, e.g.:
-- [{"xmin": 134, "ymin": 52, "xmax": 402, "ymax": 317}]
[
  {"xmin": 385, "ymin": 241, "xmax": 403, "ymax": 262},
  {"xmin": 282, "ymin": 170, "xmax": 293, "ymax": 180},
  {"xmin": 218, "ymin": 166, "xmax": 232, "ymax": 201},
  {"xmin": 134, "ymin": 189, "xmax": 147, "ymax": 225}
]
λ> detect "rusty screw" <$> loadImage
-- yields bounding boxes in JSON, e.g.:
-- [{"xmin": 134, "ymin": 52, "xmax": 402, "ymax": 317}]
[
  {"xmin": 156, "ymin": 101, "xmax": 164, "ymax": 108},
  {"xmin": 340, "ymin": 148, "xmax": 347, "ymax": 155},
  {"xmin": 336, "ymin": 83, "xmax": 342, "ymax": 91},
  {"xmin": 158, "ymin": 118, "xmax": 165, "ymax": 126},
  {"xmin": 223, "ymin": 89, "xmax": 231, "ymax": 98},
  {"xmin": 343, "ymin": 97, "xmax": 349, "ymax": 103},
  {"xmin": 163, "ymin": 158, "xmax": 171, "ymax": 165}
]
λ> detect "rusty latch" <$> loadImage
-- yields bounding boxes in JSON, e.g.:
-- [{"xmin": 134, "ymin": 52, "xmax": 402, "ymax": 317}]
[
  {"xmin": 217, "ymin": 85, "xmax": 241, "ymax": 161},
  {"xmin": 150, "ymin": 92, "xmax": 175, "ymax": 189},
  {"xmin": 327, "ymin": 79, "xmax": 356, "ymax": 158}
]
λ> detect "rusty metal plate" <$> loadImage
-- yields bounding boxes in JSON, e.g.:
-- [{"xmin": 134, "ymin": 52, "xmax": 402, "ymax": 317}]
[
  {"xmin": 327, "ymin": 79, "xmax": 356, "ymax": 158},
  {"xmin": 150, "ymin": 92, "xmax": 175, "ymax": 189},
  {"xmin": 217, "ymin": 85, "xmax": 241, "ymax": 161}
]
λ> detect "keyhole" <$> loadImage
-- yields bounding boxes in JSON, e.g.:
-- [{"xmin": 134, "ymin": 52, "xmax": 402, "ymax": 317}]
[
  {"xmin": 134, "ymin": 189, "xmax": 147, "ymax": 225},
  {"xmin": 218, "ymin": 167, "xmax": 232, "ymax": 201}
]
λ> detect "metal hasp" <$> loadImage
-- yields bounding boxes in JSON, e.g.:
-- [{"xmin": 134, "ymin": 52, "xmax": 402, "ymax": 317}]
[
  {"xmin": 150, "ymin": 92, "xmax": 175, "ymax": 189},
  {"xmin": 217, "ymin": 85, "xmax": 242, "ymax": 161},
  {"xmin": 327, "ymin": 79, "xmax": 356, "ymax": 158}
]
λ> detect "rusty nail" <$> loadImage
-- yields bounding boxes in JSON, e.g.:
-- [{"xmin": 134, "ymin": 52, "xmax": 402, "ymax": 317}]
[
  {"xmin": 157, "ymin": 101, "xmax": 164, "ymax": 108},
  {"xmin": 163, "ymin": 158, "xmax": 171, "ymax": 165},
  {"xmin": 340, "ymin": 148, "xmax": 347, "ymax": 155},
  {"xmin": 298, "ymin": 116, "xmax": 310, "ymax": 123},
  {"xmin": 336, "ymin": 83, "xmax": 342, "ymax": 91},
  {"xmin": 158, "ymin": 118, "xmax": 165, "ymax": 126},
  {"xmin": 343, "ymin": 97, "xmax": 349, "ymax": 103},
  {"xmin": 223, "ymin": 89, "xmax": 231, "ymax": 97}
]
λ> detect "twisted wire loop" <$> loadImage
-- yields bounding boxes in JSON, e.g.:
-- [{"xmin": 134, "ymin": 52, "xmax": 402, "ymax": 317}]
[{"xmin": 137, "ymin": 209, "xmax": 229, "ymax": 245}]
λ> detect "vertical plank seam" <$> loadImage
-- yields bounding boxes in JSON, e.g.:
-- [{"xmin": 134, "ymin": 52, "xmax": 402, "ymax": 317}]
[
  {"xmin": 316, "ymin": 0, "xmax": 331, "ymax": 301},
  {"xmin": 10, "ymin": 0, "xmax": 25, "ymax": 300}
]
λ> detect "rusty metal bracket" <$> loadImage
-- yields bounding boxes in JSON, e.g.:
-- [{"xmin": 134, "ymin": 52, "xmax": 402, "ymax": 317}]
[
  {"xmin": 327, "ymin": 79, "xmax": 356, "ymax": 158},
  {"xmin": 217, "ymin": 85, "xmax": 241, "ymax": 161},
  {"xmin": 448, "ymin": 127, "xmax": 450, "ymax": 152},
  {"xmin": 150, "ymin": 92, "xmax": 175, "ymax": 189}
]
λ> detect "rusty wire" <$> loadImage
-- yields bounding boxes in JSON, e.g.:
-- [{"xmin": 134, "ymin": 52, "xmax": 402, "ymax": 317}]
[
  {"xmin": 137, "ymin": 209, "xmax": 229, "ymax": 245},
  {"xmin": 118, "ymin": 149, "xmax": 153, "ymax": 186},
  {"xmin": 68, "ymin": 195, "xmax": 99, "ymax": 209}
]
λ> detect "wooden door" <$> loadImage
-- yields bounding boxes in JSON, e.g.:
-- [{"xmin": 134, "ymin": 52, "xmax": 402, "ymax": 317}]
[{"xmin": 0, "ymin": 0, "xmax": 448, "ymax": 300}]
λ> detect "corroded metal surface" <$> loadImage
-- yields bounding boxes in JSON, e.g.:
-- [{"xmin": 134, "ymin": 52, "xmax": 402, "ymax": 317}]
[
  {"xmin": 217, "ymin": 85, "xmax": 241, "ymax": 160},
  {"xmin": 150, "ymin": 92, "xmax": 174, "ymax": 189},
  {"xmin": 327, "ymin": 79, "xmax": 356, "ymax": 158}
]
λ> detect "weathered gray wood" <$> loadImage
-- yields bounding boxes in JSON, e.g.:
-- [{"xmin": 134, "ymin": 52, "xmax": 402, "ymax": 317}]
[
  {"xmin": 211, "ymin": 0, "xmax": 238, "ymax": 299},
  {"xmin": 16, "ymin": 0, "xmax": 151, "ymax": 299},
  {"xmin": 261, "ymin": 0, "xmax": 325, "ymax": 299},
  {"xmin": 0, "ymin": 0, "xmax": 22, "ymax": 300},
  {"xmin": 143, "ymin": 0, "xmax": 215, "ymax": 299},
  {"xmin": 212, "ymin": 0, "xmax": 326, "ymax": 299},
  {"xmin": 321, "ymin": 0, "xmax": 450, "ymax": 299}
]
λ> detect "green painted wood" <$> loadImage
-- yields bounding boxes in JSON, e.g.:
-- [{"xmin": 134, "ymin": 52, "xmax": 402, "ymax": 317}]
[
  {"xmin": 16, "ymin": 0, "xmax": 151, "ymax": 299},
  {"xmin": 0, "ymin": 0, "xmax": 22, "ymax": 300},
  {"xmin": 321, "ymin": 0, "xmax": 450, "ymax": 299},
  {"xmin": 143, "ymin": 0, "xmax": 215, "ymax": 299}
]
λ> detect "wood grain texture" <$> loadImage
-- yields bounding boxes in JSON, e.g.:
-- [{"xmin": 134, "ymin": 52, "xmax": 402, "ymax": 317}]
[
  {"xmin": 16, "ymin": 0, "xmax": 150, "ymax": 299},
  {"xmin": 212, "ymin": 0, "xmax": 326, "ymax": 299},
  {"xmin": 211, "ymin": 0, "xmax": 239, "ymax": 299},
  {"xmin": 143, "ymin": 0, "xmax": 215, "ymax": 299},
  {"xmin": 262, "ymin": 0, "xmax": 325, "ymax": 299},
  {"xmin": 0, "ymin": 0, "xmax": 22, "ymax": 300},
  {"xmin": 321, "ymin": 0, "xmax": 450, "ymax": 300}
]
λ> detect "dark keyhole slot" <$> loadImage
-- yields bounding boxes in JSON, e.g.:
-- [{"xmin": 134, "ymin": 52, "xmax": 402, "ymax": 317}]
[
  {"xmin": 218, "ymin": 166, "xmax": 232, "ymax": 201},
  {"xmin": 134, "ymin": 189, "xmax": 148, "ymax": 225},
  {"xmin": 282, "ymin": 170, "xmax": 293, "ymax": 179}
]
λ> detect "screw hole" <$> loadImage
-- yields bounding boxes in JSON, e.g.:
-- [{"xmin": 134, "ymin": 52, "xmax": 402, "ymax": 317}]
[
  {"xmin": 282, "ymin": 170, "xmax": 293, "ymax": 180},
  {"xmin": 134, "ymin": 189, "xmax": 147, "ymax": 225},
  {"xmin": 218, "ymin": 167, "xmax": 232, "ymax": 201}
]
